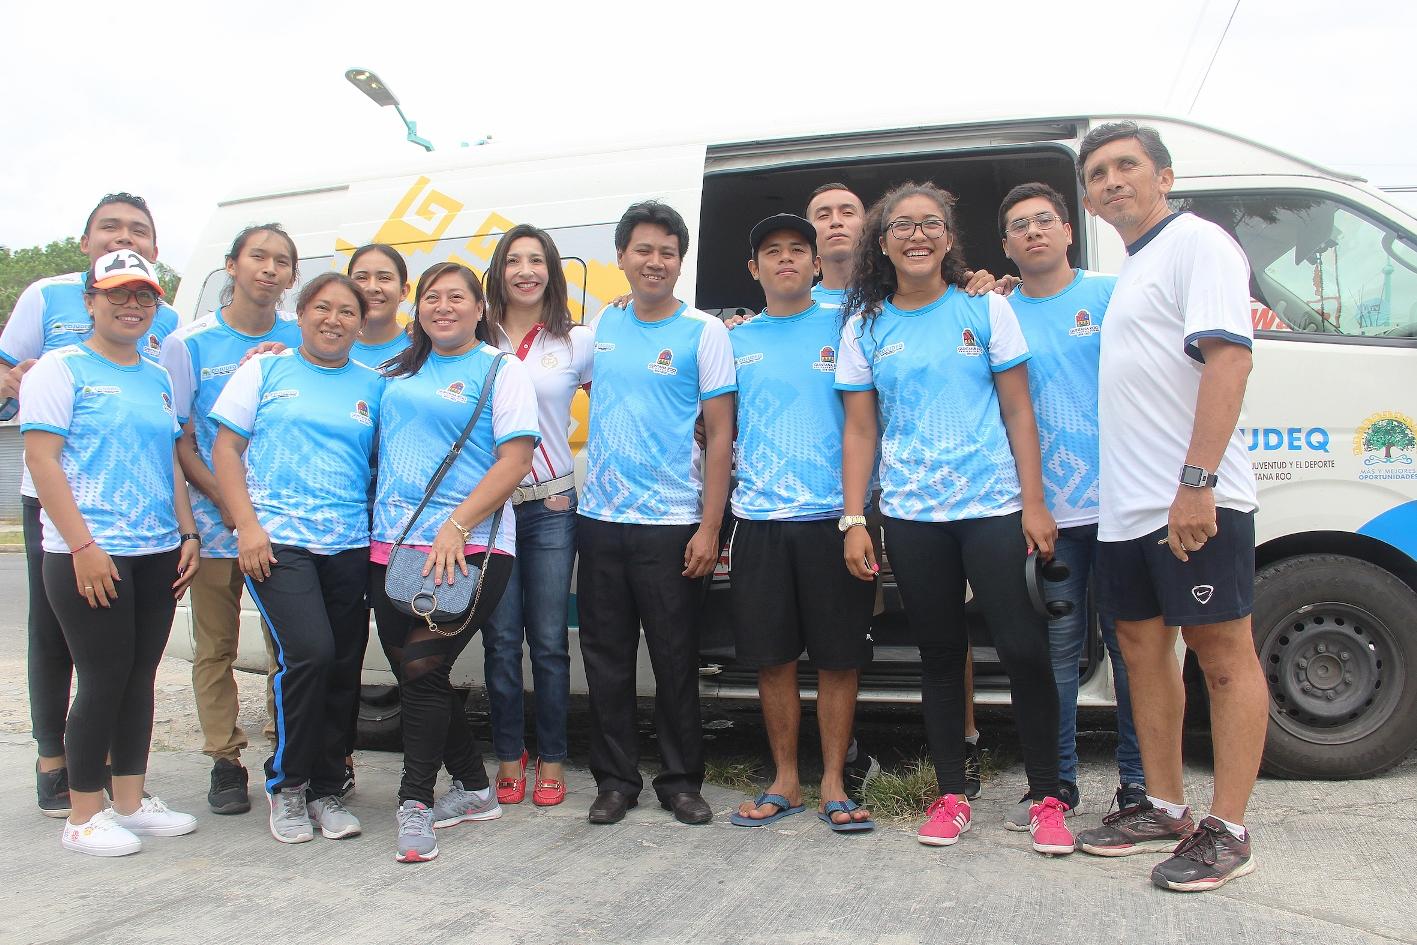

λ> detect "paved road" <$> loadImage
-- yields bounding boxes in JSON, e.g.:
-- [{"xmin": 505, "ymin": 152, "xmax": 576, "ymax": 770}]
[{"xmin": 1, "ymin": 554, "xmax": 1414, "ymax": 944}]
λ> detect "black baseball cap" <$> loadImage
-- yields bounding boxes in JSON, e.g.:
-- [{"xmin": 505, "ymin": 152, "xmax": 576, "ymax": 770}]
[{"xmin": 748, "ymin": 213, "xmax": 817, "ymax": 259}]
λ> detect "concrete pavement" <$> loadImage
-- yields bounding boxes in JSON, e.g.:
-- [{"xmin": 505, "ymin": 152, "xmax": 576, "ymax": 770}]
[{"xmin": 3, "ymin": 730, "xmax": 1414, "ymax": 945}]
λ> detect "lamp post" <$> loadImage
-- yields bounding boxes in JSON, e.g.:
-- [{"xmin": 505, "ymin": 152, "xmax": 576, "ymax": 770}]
[{"xmin": 344, "ymin": 67, "xmax": 434, "ymax": 152}]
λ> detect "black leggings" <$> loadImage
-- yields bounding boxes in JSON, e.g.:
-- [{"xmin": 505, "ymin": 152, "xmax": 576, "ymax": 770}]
[
  {"xmin": 43, "ymin": 548, "xmax": 180, "ymax": 793},
  {"xmin": 369, "ymin": 555, "xmax": 513, "ymax": 806},
  {"xmin": 884, "ymin": 513, "xmax": 1059, "ymax": 800},
  {"xmin": 24, "ymin": 496, "xmax": 71, "ymax": 759}
]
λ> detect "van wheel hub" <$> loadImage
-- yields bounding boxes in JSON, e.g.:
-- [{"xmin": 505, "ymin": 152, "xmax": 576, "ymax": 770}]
[{"xmin": 1262, "ymin": 603, "xmax": 1395, "ymax": 742}]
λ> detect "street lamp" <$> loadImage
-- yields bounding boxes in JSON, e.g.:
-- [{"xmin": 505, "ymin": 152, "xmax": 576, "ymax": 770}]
[{"xmin": 344, "ymin": 67, "xmax": 434, "ymax": 152}]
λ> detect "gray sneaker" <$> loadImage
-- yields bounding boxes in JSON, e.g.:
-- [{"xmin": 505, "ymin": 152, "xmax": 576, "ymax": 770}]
[
  {"xmin": 1005, "ymin": 782, "xmax": 1079, "ymax": 831},
  {"xmin": 431, "ymin": 779, "xmax": 502, "ymax": 829},
  {"xmin": 395, "ymin": 800, "xmax": 439, "ymax": 862},
  {"xmin": 307, "ymin": 795, "xmax": 361, "ymax": 839},
  {"xmin": 1151, "ymin": 816, "xmax": 1256, "ymax": 892},
  {"xmin": 1078, "ymin": 797, "xmax": 1195, "ymax": 856},
  {"xmin": 268, "ymin": 786, "xmax": 314, "ymax": 844}
]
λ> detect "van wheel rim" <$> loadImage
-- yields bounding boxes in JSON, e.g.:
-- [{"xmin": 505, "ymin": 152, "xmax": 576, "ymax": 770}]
[{"xmin": 1261, "ymin": 601, "xmax": 1402, "ymax": 745}]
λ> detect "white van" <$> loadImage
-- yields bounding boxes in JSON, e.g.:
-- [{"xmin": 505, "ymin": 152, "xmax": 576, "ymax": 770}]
[{"xmin": 170, "ymin": 113, "xmax": 1417, "ymax": 780}]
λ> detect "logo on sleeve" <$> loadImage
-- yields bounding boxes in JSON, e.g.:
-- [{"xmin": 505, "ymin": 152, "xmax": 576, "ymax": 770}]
[
  {"xmin": 956, "ymin": 329, "xmax": 983, "ymax": 356},
  {"xmin": 200, "ymin": 363, "xmax": 238, "ymax": 381},
  {"xmin": 350, "ymin": 400, "xmax": 374, "ymax": 426},
  {"xmin": 874, "ymin": 342, "xmax": 904, "ymax": 362},
  {"xmin": 812, "ymin": 346, "xmax": 836, "ymax": 372},
  {"xmin": 1069, "ymin": 309, "xmax": 1101, "ymax": 337},
  {"xmin": 438, "ymin": 380, "xmax": 468, "ymax": 403},
  {"xmin": 648, "ymin": 348, "xmax": 678, "ymax": 376}
]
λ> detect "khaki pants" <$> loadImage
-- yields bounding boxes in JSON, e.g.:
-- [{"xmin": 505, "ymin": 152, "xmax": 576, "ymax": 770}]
[{"xmin": 190, "ymin": 558, "xmax": 280, "ymax": 760}]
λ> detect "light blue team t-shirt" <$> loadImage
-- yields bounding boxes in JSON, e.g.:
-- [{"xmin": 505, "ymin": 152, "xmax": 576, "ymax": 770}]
[
  {"xmin": 209, "ymin": 349, "xmax": 385, "ymax": 552},
  {"xmin": 834, "ymin": 287, "xmax": 1032, "ymax": 522},
  {"xmin": 18, "ymin": 344, "xmax": 181, "ymax": 555},
  {"xmin": 729, "ymin": 301, "xmax": 846, "ymax": 520},
  {"xmin": 160, "ymin": 308, "xmax": 303, "ymax": 558},
  {"xmin": 373, "ymin": 343, "xmax": 541, "ymax": 556},
  {"xmin": 811, "ymin": 284, "xmax": 846, "ymax": 321},
  {"xmin": 579, "ymin": 302, "xmax": 737, "ymax": 526},
  {"xmin": 1007, "ymin": 270, "xmax": 1115, "ymax": 528},
  {"xmin": 1, "ymin": 271, "xmax": 180, "ymax": 498},
  {"xmin": 351, "ymin": 330, "xmax": 411, "ymax": 369}
]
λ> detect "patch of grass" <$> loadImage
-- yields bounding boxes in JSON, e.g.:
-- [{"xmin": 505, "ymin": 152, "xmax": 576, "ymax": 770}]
[
  {"xmin": 861, "ymin": 746, "xmax": 1015, "ymax": 823},
  {"xmin": 704, "ymin": 756, "xmax": 764, "ymax": 795}
]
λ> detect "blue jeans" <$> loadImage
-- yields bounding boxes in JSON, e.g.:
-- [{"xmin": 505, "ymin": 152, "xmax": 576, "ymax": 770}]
[
  {"xmin": 481, "ymin": 491, "xmax": 577, "ymax": 763},
  {"xmin": 1048, "ymin": 524, "xmax": 1145, "ymax": 788}
]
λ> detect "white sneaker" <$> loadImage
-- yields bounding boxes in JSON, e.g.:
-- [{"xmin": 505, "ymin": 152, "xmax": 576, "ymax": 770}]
[
  {"xmin": 113, "ymin": 796, "xmax": 198, "ymax": 837},
  {"xmin": 62, "ymin": 810, "xmax": 142, "ymax": 857}
]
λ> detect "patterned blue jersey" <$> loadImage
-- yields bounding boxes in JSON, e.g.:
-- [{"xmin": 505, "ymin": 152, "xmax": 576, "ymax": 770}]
[
  {"xmin": 160, "ymin": 308, "xmax": 303, "ymax": 558},
  {"xmin": 729, "ymin": 302, "xmax": 845, "ymax": 520},
  {"xmin": 373, "ymin": 344, "xmax": 540, "ymax": 555},
  {"xmin": 210, "ymin": 349, "xmax": 385, "ymax": 552},
  {"xmin": 1008, "ymin": 270, "xmax": 1114, "ymax": 527},
  {"xmin": 811, "ymin": 284, "xmax": 847, "ymax": 321},
  {"xmin": 835, "ymin": 287, "xmax": 1031, "ymax": 522},
  {"xmin": 19, "ymin": 345, "xmax": 181, "ymax": 555},
  {"xmin": 351, "ymin": 330, "xmax": 411, "ymax": 369},
  {"xmin": 1, "ymin": 271, "xmax": 178, "ymax": 497},
  {"xmin": 580, "ymin": 302, "xmax": 737, "ymax": 525}
]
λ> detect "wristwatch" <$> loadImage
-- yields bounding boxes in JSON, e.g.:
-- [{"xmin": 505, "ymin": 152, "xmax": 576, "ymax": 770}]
[
  {"xmin": 838, "ymin": 515, "xmax": 868, "ymax": 534},
  {"xmin": 1179, "ymin": 464, "xmax": 1219, "ymax": 488}
]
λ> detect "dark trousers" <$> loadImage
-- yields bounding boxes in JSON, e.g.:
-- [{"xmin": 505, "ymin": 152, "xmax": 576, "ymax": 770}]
[
  {"xmin": 884, "ymin": 512, "xmax": 1060, "ymax": 800},
  {"xmin": 370, "ymin": 554, "xmax": 512, "ymax": 806},
  {"xmin": 24, "ymin": 496, "xmax": 70, "ymax": 759},
  {"xmin": 576, "ymin": 517, "xmax": 704, "ymax": 800},
  {"xmin": 43, "ymin": 549, "xmax": 180, "ymax": 792},
  {"xmin": 244, "ymin": 546, "xmax": 370, "ymax": 798}
]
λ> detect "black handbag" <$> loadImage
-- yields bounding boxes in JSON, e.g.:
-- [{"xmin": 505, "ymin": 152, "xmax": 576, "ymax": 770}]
[{"xmin": 383, "ymin": 352, "xmax": 507, "ymax": 636}]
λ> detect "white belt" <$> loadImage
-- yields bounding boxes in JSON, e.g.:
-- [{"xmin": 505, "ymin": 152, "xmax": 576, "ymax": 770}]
[{"xmin": 512, "ymin": 473, "xmax": 576, "ymax": 506}]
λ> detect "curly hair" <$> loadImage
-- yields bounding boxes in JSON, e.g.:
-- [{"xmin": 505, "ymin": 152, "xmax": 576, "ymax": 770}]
[{"xmin": 842, "ymin": 182, "xmax": 971, "ymax": 328}]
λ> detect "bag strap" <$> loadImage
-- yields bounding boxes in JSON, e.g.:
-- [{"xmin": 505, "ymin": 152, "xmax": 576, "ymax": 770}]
[{"xmin": 392, "ymin": 351, "xmax": 508, "ymax": 549}]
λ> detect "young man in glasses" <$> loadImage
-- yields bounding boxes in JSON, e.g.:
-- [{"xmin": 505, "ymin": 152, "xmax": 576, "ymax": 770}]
[
  {"xmin": 0, "ymin": 193, "xmax": 179, "ymax": 818},
  {"xmin": 994, "ymin": 182, "xmax": 1145, "ymax": 830},
  {"xmin": 1074, "ymin": 122, "xmax": 1265, "ymax": 892}
]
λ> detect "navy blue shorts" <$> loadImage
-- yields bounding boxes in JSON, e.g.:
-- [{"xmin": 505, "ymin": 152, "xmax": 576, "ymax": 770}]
[{"xmin": 1098, "ymin": 507, "xmax": 1255, "ymax": 627}]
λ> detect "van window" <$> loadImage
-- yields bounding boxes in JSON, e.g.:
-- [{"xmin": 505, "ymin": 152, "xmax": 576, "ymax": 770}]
[{"xmin": 1178, "ymin": 192, "xmax": 1417, "ymax": 339}]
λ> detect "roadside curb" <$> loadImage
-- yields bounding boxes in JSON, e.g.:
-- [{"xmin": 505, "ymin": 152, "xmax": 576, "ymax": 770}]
[{"xmin": 0, "ymin": 546, "xmax": 21, "ymax": 554}]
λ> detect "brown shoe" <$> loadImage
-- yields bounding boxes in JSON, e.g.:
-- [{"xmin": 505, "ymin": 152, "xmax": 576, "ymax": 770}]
[
  {"xmin": 1077, "ymin": 797, "xmax": 1193, "ymax": 857},
  {"xmin": 1151, "ymin": 816, "xmax": 1256, "ymax": 892}
]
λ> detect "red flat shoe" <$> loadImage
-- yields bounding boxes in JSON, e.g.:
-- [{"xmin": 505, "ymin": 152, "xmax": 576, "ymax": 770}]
[
  {"xmin": 532, "ymin": 760, "xmax": 566, "ymax": 807},
  {"xmin": 495, "ymin": 749, "xmax": 528, "ymax": 805}
]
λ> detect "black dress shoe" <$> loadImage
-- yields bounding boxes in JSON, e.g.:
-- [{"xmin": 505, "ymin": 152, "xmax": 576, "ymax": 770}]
[
  {"xmin": 588, "ymin": 790, "xmax": 637, "ymax": 825},
  {"xmin": 660, "ymin": 792, "xmax": 712, "ymax": 825}
]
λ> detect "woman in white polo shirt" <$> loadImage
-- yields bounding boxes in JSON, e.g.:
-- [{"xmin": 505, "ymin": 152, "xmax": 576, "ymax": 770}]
[{"xmin": 480, "ymin": 225, "xmax": 594, "ymax": 807}]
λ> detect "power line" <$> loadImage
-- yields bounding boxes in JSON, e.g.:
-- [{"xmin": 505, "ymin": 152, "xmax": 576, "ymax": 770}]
[{"xmin": 1190, "ymin": 0, "xmax": 1243, "ymax": 113}]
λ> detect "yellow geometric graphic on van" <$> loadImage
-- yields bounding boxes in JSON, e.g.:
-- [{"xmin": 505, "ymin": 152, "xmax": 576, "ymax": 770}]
[
  {"xmin": 465, "ymin": 214, "xmax": 517, "ymax": 260},
  {"xmin": 373, "ymin": 176, "xmax": 463, "ymax": 252}
]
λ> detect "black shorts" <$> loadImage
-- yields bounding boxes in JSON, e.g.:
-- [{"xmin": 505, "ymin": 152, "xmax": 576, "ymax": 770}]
[
  {"xmin": 727, "ymin": 517, "xmax": 875, "ymax": 670},
  {"xmin": 1098, "ymin": 507, "xmax": 1256, "ymax": 627}
]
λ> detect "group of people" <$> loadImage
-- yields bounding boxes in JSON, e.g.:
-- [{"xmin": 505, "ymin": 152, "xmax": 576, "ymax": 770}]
[{"xmin": 3, "ymin": 121, "xmax": 1267, "ymax": 893}]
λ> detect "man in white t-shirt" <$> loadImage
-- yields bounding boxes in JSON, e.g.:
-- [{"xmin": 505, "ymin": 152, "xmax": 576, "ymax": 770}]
[{"xmin": 1073, "ymin": 122, "xmax": 1267, "ymax": 894}]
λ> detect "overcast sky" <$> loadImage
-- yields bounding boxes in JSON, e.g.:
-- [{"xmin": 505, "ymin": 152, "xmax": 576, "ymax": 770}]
[{"xmin": 3, "ymin": 0, "xmax": 1414, "ymax": 273}]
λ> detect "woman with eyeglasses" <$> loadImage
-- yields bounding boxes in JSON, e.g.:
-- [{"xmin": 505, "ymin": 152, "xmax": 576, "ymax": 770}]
[
  {"xmin": 834, "ymin": 182, "xmax": 1071, "ymax": 856},
  {"xmin": 20, "ymin": 249, "xmax": 201, "ymax": 856}
]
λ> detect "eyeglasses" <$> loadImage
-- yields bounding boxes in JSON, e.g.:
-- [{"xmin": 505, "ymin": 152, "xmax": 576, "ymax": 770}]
[
  {"xmin": 1005, "ymin": 211, "xmax": 1061, "ymax": 237},
  {"xmin": 90, "ymin": 287, "xmax": 160, "ymax": 308},
  {"xmin": 887, "ymin": 218, "xmax": 947, "ymax": 240}
]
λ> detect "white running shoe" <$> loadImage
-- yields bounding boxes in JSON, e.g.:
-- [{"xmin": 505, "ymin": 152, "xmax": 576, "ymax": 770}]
[
  {"xmin": 113, "ymin": 796, "xmax": 198, "ymax": 837},
  {"xmin": 62, "ymin": 810, "xmax": 142, "ymax": 857},
  {"xmin": 269, "ymin": 786, "xmax": 315, "ymax": 844},
  {"xmin": 307, "ymin": 795, "xmax": 362, "ymax": 839}
]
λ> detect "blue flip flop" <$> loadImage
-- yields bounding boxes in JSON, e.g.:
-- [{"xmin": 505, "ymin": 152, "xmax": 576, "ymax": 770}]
[
  {"xmin": 819, "ymin": 799, "xmax": 875, "ymax": 833},
  {"xmin": 730, "ymin": 792, "xmax": 806, "ymax": 827}
]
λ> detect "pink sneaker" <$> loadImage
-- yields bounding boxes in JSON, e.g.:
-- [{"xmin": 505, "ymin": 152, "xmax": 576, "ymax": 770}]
[
  {"xmin": 1029, "ymin": 797, "xmax": 1076, "ymax": 855},
  {"xmin": 917, "ymin": 795, "xmax": 971, "ymax": 847}
]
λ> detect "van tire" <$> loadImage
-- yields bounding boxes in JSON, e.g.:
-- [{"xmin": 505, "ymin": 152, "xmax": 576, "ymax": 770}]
[
  {"xmin": 355, "ymin": 685, "xmax": 402, "ymax": 751},
  {"xmin": 1253, "ymin": 554, "xmax": 1417, "ymax": 779}
]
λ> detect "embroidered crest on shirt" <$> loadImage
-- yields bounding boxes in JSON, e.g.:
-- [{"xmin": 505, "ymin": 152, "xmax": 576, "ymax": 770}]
[
  {"xmin": 812, "ymin": 346, "xmax": 836, "ymax": 372},
  {"xmin": 144, "ymin": 333, "xmax": 162, "ymax": 357},
  {"xmin": 437, "ymin": 380, "xmax": 469, "ymax": 403},
  {"xmin": 956, "ymin": 329, "xmax": 983, "ymax": 357},
  {"xmin": 1069, "ymin": 309, "xmax": 1101, "ymax": 337},
  {"xmin": 540, "ymin": 353, "xmax": 559, "ymax": 369},
  {"xmin": 161, "ymin": 392, "xmax": 174, "ymax": 415},
  {"xmin": 648, "ymin": 348, "xmax": 678, "ymax": 376},
  {"xmin": 350, "ymin": 400, "xmax": 374, "ymax": 426}
]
